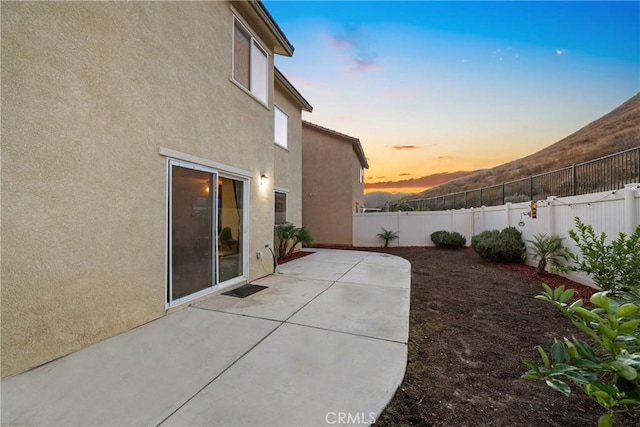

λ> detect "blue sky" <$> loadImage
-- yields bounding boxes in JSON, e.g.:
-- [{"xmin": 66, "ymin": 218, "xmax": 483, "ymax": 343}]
[{"xmin": 264, "ymin": 1, "xmax": 640, "ymax": 193}]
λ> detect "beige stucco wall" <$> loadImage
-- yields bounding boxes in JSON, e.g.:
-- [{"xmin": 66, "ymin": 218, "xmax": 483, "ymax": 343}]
[
  {"xmin": 302, "ymin": 126, "xmax": 360, "ymax": 245},
  {"xmin": 2, "ymin": 1, "xmax": 284, "ymax": 377},
  {"xmin": 273, "ymin": 84, "xmax": 303, "ymax": 229}
]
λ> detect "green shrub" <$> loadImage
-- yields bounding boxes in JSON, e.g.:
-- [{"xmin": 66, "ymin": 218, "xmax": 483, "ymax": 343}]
[
  {"xmin": 391, "ymin": 201, "xmax": 414, "ymax": 212},
  {"xmin": 524, "ymin": 218, "xmax": 640, "ymax": 425},
  {"xmin": 523, "ymin": 285, "xmax": 640, "ymax": 425},
  {"xmin": 557, "ymin": 218, "xmax": 640, "ymax": 293},
  {"xmin": 471, "ymin": 226, "xmax": 525, "ymax": 263},
  {"xmin": 431, "ymin": 230, "xmax": 466, "ymax": 249}
]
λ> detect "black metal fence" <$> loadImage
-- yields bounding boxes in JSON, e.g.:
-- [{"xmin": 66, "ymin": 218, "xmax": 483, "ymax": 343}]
[{"xmin": 404, "ymin": 146, "xmax": 640, "ymax": 211}]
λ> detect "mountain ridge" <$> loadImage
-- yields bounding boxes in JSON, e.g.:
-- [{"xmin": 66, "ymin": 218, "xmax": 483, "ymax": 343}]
[{"xmin": 407, "ymin": 93, "xmax": 640, "ymax": 201}]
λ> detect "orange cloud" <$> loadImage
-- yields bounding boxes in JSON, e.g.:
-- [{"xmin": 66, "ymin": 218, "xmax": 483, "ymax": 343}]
[{"xmin": 392, "ymin": 145, "xmax": 420, "ymax": 150}]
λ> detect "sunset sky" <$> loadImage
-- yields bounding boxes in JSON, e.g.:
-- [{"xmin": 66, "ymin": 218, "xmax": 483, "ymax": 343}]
[{"xmin": 264, "ymin": 1, "xmax": 640, "ymax": 194}]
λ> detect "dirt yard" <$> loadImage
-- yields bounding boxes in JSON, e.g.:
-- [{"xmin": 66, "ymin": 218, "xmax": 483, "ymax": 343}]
[{"xmin": 367, "ymin": 247, "xmax": 637, "ymax": 427}]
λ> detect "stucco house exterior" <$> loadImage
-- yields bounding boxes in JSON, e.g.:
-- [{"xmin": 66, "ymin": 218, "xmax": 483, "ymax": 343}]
[
  {"xmin": 1, "ymin": 1, "xmax": 311, "ymax": 378},
  {"xmin": 301, "ymin": 121, "xmax": 369, "ymax": 246}
]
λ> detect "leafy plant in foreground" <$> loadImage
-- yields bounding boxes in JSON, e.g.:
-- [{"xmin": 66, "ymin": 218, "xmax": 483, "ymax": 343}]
[
  {"xmin": 523, "ymin": 284, "xmax": 640, "ymax": 426},
  {"xmin": 377, "ymin": 227, "xmax": 399, "ymax": 248},
  {"xmin": 526, "ymin": 233, "xmax": 569, "ymax": 276},
  {"xmin": 557, "ymin": 218, "xmax": 640, "ymax": 293}
]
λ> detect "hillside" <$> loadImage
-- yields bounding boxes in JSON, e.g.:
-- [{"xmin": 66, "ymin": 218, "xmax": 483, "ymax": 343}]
[
  {"xmin": 364, "ymin": 191, "xmax": 415, "ymax": 208},
  {"xmin": 410, "ymin": 93, "xmax": 640, "ymax": 200}
]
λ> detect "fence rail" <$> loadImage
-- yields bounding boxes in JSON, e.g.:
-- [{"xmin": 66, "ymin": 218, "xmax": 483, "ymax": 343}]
[{"xmin": 404, "ymin": 146, "xmax": 640, "ymax": 211}]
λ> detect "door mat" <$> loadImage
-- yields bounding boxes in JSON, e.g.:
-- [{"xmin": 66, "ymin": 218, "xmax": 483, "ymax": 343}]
[{"xmin": 222, "ymin": 284, "xmax": 268, "ymax": 298}]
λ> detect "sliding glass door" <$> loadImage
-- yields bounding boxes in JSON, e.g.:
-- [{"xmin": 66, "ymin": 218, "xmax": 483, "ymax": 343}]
[
  {"xmin": 169, "ymin": 163, "xmax": 216, "ymax": 302},
  {"xmin": 218, "ymin": 176, "xmax": 244, "ymax": 283},
  {"xmin": 168, "ymin": 160, "xmax": 247, "ymax": 306}
]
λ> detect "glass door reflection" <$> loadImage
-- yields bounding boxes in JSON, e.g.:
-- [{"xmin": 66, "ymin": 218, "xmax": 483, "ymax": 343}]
[
  {"xmin": 218, "ymin": 177, "xmax": 243, "ymax": 283},
  {"xmin": 170, "ymin": 165, "xmax": 215, "ymax": 301}
]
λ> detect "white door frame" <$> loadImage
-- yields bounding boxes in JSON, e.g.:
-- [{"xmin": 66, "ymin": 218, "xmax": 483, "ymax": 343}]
[{"xmin": 166, "ymin": 159, "xmax": 250, "ymax": 308}]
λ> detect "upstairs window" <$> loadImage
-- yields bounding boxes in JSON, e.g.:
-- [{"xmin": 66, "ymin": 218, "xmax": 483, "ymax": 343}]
[
  {"xmin": 274, "ymin": 106, "xmax": 288, "ymax": 149},
  {"xmin": 233, "ymin": 19, "xmax": 268, "ymax": 105},
  {"xmin": 359, "ymin": 167, "xmax": 364, "ymax": 184}
]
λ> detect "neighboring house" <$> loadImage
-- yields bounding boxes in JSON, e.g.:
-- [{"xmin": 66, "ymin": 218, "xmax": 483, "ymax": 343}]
[
  {"xmin": 301, "ymin": 121, "xmax": 369, "ymax": 246},
  {"xmin": 1, "ymin": 1, "xmax": 311, "ymax": 378}
]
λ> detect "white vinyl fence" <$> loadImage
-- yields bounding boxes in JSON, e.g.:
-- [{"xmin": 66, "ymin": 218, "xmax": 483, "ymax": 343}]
[{"xmin": 354, "ymin": 183, "xmax": 640, "ymax": 287}]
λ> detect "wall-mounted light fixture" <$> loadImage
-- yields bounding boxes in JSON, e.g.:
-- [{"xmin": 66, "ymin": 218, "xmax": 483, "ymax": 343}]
[{"xmin": 260, "ymin": 174, "xmax": 268, "ymax": 186}]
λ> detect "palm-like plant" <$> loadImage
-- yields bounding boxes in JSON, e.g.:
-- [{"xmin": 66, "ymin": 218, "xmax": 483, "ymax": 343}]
[
  {"xmin": 377, "ymin": 227, "xmax": 399, "ymax": 248},
  {"xmin": 275, "ymin": 222, "xmax": 297, "ymax": 259},
  {"xmin": 275, "ymin": 222, "xmax": 314, "ymax": 260},
  {"xmin": 527, "ymin": 233, "xmax": 568, "ymax": 276},
  {"xmin": 285, "ymin": 226, "xmax": 313, "ymax": 258}
]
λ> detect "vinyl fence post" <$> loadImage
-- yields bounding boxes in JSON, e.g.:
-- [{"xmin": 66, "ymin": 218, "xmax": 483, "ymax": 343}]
[
  {"xmin": 624, "ymin": 183, "xmax": 640, "ymax": 236},
  {"xmin": 546, "ymin": 196, "xmax": 556, "ymax": 236},
  {"xmin": 450, "ymin": 208, "xmax": 454, "ymax": 232},
  {"xmin": 397, "ymin": 210, "xmax": 401, "ymax": 247},
  {"xmin": 505, "ymin": 202, "xmax": 511, "ymax": 227}
]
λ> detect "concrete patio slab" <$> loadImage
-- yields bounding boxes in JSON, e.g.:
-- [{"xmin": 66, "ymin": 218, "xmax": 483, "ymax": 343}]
[
  {"xmin": 275, "ymin": 259, "xmax": 354, "ymax": 282},
  {"xmin": 162, "ymin": 323, "xmax": 407, "ymax": 427},
  {"xmin": 1, "ymin": 309, "xmax": 279, "ymax": 427},
  {"xmin": 301, "ymin": 249, "xmax": 371, "ymax": 264},
  {"xmin": 193, "ymin": 275, "xmax": 332, "ymax": 321},
  {"xmin": 338, "ymin": 263, "xmax": 411, "ymax": 289},
  {"xmin": 2, "ymin": 249, "xmax": 411, "ymax": 427},
  {"xmin": 288, "ymin": 282, "xmax": 410, "ymax": 343},
  {"xmin": 360, "ymin": 252, "xmax": 412, "ymax": 268}
]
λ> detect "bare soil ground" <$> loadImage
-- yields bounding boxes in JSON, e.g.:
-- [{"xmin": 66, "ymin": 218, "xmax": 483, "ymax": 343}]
[{"xmin": 367, "ymin": 247, "xmax": 637, "ymax": 427}]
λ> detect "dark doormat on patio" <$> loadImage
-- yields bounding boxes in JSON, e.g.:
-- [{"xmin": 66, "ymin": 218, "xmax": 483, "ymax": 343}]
[{"xmin": 222, "ymin": 284, "xmax": 268, "ymax": 298}]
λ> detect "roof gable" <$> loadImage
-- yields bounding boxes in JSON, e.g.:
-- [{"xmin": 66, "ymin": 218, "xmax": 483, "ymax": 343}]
[
  {"xmin": 232, "ymin": 1, "xmax": 294, "ymax": 57},
  {"xmin": 302, "ymin": 121, "xmax": 369, "ymax": 169}
]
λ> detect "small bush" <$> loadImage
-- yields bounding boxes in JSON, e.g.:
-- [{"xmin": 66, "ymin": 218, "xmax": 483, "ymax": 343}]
[
  {"xmin": 557, "ymin": 217, "xmax": 640, "ymax": 293},
  {"xmin": 471, "ymin": 226, "xmax": 525, "ymax": 263},
  {"xmin": 431, "ymin": 230, "xmax": 466, "ymax": 249},
  {"xmin": 392, "ymin": 201, "xmax": 414, "ymax": 212}
]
